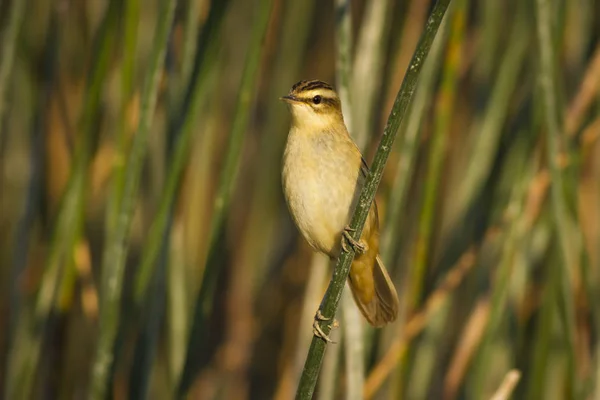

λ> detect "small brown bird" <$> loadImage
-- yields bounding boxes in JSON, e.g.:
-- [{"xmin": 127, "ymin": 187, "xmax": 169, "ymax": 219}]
[{"xmin": 281, "ymin": 79, "xmax": 399, "ymax": 336}]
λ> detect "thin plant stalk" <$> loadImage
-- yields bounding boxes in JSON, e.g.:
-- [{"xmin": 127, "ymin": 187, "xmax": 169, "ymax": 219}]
[
  {"xmin": 317, "ymin": 321, "xmax": 343, "ymax": 400},
  {"xmin": 167, "ymin": 223, "xmax": 188, "ymax": 386},
  {"xmin": 490, "ymin": 370, "xmax": 521, "ymax": 400},
  {"xmin": 335, "ymin": 0, "xmax": 353, "ymax": 136},
  {"xmin": 474, "ymin": 0, "xmax": 502, "ymax": 81},
  {"xmin": 176, "ymin": 0, "xmax": 274, "ymax": 395},
  {"xmin": 129, "ymin": 214, "xmax": 171, "ymax": 399},
  {"xmin": 88, "ymin": 1, "xmax": 177, "ymax": 397},
  {"xmin": 290, "ymin": 255, "xmax": 329, "ymax": 398},
  {"xmin": 179, "ymin": 0, "xmax": 206, "ymax": 100},
  {"xmin": 525, "ymin": 223, "xmax": 558, "ymax": 400},
  {"xmin": 105, "ymin": 0, "xmax": 140, "ymax": 237},
  {"xmin": 341, "ymin": 286, "xmax": 363, "ymax": 400},
  {"xmin": 351, "ymin": 0, "xmax": 391, "ymax": 151},
  {"xmin": 334, "ymin": 0, "xmax": 365, "ymax": 398},
  {"xmin": 295, "ymin": 1, "xmax": 452, "ymax": 398},
  {"xmin": 535, "ymin": 0, "xmax": 578, "ymax": 393}
]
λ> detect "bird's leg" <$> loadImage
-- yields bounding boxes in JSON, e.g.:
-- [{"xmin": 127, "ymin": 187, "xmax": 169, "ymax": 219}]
[
  {"xmin": 342, "ymin": 226, "xmax": 368, "ymax": 254},
  {"xmin": 313, "ymin": 310, "xmax": 339, "ymax": 343}
]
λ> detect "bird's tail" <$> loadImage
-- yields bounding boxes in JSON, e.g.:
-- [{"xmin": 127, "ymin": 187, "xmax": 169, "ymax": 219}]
[{"xmin": 348, "ymin": 252, "xmax": 399, "ymax": 327}]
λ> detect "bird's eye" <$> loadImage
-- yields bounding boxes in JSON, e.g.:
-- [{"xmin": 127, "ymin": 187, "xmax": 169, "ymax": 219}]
[{"xmin": 312, "ymin": 95, "xmax": 322, "ymax": 105}]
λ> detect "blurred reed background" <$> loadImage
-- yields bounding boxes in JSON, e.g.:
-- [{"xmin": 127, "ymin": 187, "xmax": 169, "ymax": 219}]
[{"xmin": 0, "ymin": 0, "xmax": 599, "ymax": 399}]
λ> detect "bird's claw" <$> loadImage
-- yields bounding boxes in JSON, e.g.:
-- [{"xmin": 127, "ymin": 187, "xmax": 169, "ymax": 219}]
[
  {"xmin": 313, "ymin": 310, "xmax": 339, "ymax": 343},
  {"xmin": 342, "ymin": 226, "xmax": 368, "ymax": 254}
]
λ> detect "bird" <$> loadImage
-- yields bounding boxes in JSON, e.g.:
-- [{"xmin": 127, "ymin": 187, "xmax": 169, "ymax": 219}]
[{"xmin": 280, "ymin": 79, "xmax": 399, "ymax": 340}]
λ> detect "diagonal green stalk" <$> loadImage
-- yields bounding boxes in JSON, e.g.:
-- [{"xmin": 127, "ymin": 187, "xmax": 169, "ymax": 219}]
[
  {"xmin": 176, "ymin": 0, "xmax": 274, "ymax": 395},
  {"xmin": 534, "ymin": 0, "xmax": 578, "ymax": 394},
  {"xmin": 105, "ymin": 0, "xmax": 140, "ymax": 238},
  {"xmin": 88, "ymin": 1, "xmax": 177, "ymax": 398},
  {"xmin": 294, "ymin": 1, "xmax": 452, "ymax": 398}
]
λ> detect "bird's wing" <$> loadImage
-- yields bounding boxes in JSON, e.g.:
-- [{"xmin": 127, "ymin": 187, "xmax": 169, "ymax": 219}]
[{"xmin": 360, "ymin": 157, "xmax": 370, "ymax": 178}]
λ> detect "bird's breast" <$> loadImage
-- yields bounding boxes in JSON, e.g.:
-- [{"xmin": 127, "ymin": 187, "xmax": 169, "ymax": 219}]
[{"xmin": 282, "ymin": 129, "xmax": 363, "ymax": 256}]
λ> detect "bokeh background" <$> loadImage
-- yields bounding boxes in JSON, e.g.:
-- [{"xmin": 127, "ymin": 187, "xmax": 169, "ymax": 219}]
[{"xmin": 1, "ymin": 0, "xmax": 600, "ymax": 399}]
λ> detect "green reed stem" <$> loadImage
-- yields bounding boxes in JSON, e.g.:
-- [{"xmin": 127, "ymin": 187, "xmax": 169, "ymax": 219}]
[
  {"xmin": 526, "ymin": 222, "xmax": 557, "ymax": 400},
  {"xmin": 88, "ymin": 1, "xmax": 176, "ymax": 398},
  {"xmin": 535, "ymin": 0, "xmax": 578, "ymax": 394},
  {"xmin": 294, "ymin": 1, "xmax": 452, "ymax": 398},
  {"xmin": 105, "ymin": 0, "xmax": 140, "ymax": 237}
]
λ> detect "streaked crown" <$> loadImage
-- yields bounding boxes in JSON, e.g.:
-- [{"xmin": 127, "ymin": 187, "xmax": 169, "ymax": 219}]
[{"xmin": 282, "ymin": 80, "xmax": 342, "ymax": 114}]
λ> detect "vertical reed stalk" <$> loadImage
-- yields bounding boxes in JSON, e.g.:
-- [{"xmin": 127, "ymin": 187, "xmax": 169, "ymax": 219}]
[
  {"xmin": 334, "ymin": 0, "xmax": 365, "ymax": 398},
  {"xmin": 351, "ymin": 0, "xmax": 391, "ymax": 151},
  {"xmin": 535, "ymin": 0, "xmax": 578, "ymax": 394},
  {"xmin": 105, "ymin": 0, "xmax": 140, "ymax": 237}
]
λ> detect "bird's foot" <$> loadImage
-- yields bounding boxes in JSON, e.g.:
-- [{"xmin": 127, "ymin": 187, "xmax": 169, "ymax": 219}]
[
  {"xmin": 313, "ymin": 310, "xmax": 339, "ymax": 343},
  {"xmin": 342, "ymin": 226, "xmax": 368, "ymax": 254}
]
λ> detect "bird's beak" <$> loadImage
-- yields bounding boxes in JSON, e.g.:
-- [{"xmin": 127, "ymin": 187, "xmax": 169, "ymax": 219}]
[{"xmin": 280, "ymin": 95, "xmax": 299, "ymax": 103}]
